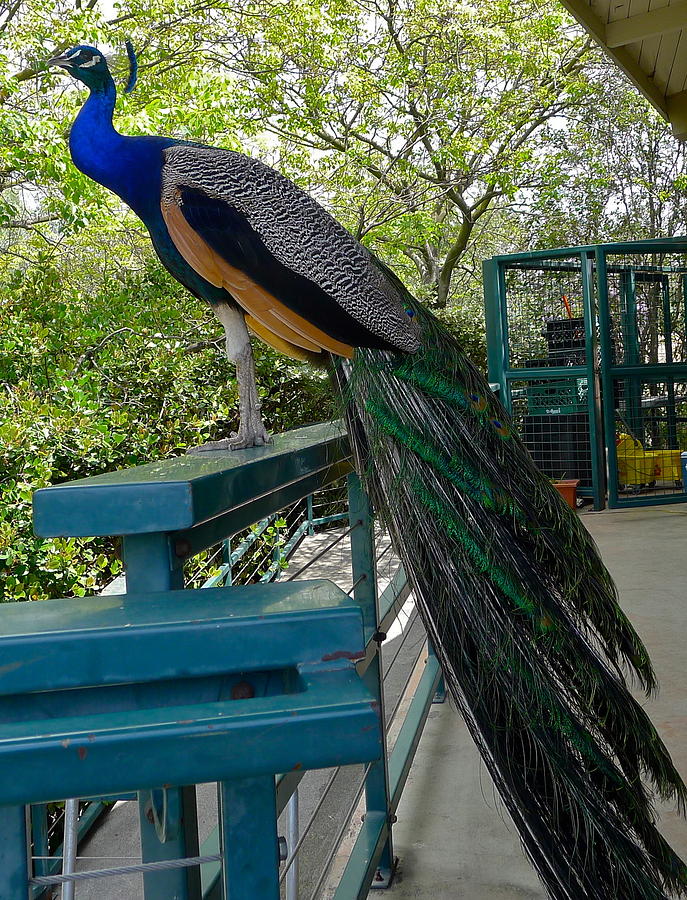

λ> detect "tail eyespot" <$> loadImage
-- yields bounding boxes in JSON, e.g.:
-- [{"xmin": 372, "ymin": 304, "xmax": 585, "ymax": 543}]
[
  {"xmin": 469, "ymin": 393, "xmax": 488, "ymax": 412},
  {"xmin": 490, "ymin": 418, "xmax": 511, "ymax": 438}
]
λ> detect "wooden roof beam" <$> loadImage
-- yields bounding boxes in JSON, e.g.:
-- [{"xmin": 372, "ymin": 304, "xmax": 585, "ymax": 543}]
[
  {"xmin": 667, "ymin": 90, "xmax": 687, "ymax": 139},
  {"xmin": 558, "ymin": 0, "xmax": 670, "ymax": 118},
  {"xmin": 606, "ymin": 1, "xmax": 687, "ymax": 48}
]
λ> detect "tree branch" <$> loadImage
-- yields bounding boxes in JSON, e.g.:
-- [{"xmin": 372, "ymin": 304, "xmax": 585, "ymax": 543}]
[
  {"xmin": 0, "ymin": 0, "xmax": 99, "ymax": 103},
  {"xmin": 437, "ymin": 218, "xmax": 473, "ymax": 307},
  {"xmin": 8, "ymin": 214, "xmax": 59, "ymax": 230}
]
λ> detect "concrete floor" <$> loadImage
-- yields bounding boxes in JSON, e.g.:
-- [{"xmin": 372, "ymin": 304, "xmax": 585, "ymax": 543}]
[{"xmin": 386, "ymin": 504, "xmax": 687, "ymax": 898}]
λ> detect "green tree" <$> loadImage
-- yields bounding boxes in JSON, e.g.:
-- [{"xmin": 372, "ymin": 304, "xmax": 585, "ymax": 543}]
[
  {"xmin": 519, "ymin": 59, "xmax": 687, "ymax": 248},
  {"xmin": 201, "ymin": 0, "xmax": 594, "ymax": 307}
]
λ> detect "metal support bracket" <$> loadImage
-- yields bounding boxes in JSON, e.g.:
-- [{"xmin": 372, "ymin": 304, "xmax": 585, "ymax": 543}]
[{"xmin": 141, "ymin": 788, "xmax": 181, "ymax": 843}]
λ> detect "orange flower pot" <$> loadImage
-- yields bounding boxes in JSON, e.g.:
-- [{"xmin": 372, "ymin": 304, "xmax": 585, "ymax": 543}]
[{"xmin": 552, "ymin": 479, "xmax": 580, "ymax": 509}]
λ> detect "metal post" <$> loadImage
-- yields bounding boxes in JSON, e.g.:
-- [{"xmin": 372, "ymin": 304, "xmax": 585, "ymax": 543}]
[
  {"xmin": 218, "ymin": 777, "xmax": 280, "ymax": 900},
  {"xmin": 347, "ymin": 473, "xmax": 395, "ymax": 887},
  {"xmin": 483, "ymin": 257, "xmax": 509, "ymax": 399},
  {"xmin": 347, "ymin": 474, "xmax": 377, "ymax": 641},
  {"xmin": 596, "ymin": 248, "xmax": 621, "ymax": 509},
  {"xmin": 286, "ymin": 789, "xmax": 299, "ymax": 900},
  {"xmin": 273, "ymin": 519, "xmax": 284, "ymax": 573},
  {"xmin": 581, "ymin": 250, "xmax": 606, "ymax": 510},
  {"xmin": 123, "ymin": 533, "xmax": 200, "ymax": 900},
  {"xmin": 428, "ymin": 640, "xmax": 446, "ymax": 703},
  {"xmin": 0, "ymin": 805, "xmax": 29, "ymax": 899},
  {"xmin": 122, "ymin": 533, "xmax": 183, "ymax": 594},
  {"xmin": 306, "ymin": 494, "xmax": 315, "ymax": 536},
  {"xmin": 222, "ymin": 538, "xmax": 232, "ymax": 586},
  {"xmin": 661, "ymin": 275, "xmax": 679, "ymax": 450},
  {"xmin": 61, "ymin": 798, "xmax": 79, "ymax": 900},
  {"xmin": 622, "ymin": 269, "xmax": 643, "ymax": 438}
]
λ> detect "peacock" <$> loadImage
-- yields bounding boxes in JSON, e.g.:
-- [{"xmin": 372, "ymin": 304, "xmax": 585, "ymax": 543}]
[{"xmin": 49, "ymin": 44, "xmax": 687, "ymax": 899}]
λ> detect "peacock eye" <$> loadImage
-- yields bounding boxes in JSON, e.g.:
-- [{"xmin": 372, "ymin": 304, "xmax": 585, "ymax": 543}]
[{"xmin": 78, "ymin": 53, "xmax": 102, "ymax": 69}]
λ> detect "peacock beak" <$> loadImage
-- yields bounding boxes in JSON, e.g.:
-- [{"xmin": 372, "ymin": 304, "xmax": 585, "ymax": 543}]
[{"xmin": 48, "ymin": 53, "xmax": 75, "ymax": 69}]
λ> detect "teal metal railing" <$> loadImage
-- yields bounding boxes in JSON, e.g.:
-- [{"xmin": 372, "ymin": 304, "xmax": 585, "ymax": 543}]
[
  {"xmin": 20, "ymin": 421, "xmax": 439, "ymax": 900},
  {"xmin": 28, "ymin": 477, "xmax": 350, "ymax": 897}
]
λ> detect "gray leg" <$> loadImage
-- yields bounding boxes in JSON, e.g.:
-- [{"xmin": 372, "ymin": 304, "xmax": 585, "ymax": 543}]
[{"xmin": 190, "ymin": 302, "xmax": 270, "ymax": 452}]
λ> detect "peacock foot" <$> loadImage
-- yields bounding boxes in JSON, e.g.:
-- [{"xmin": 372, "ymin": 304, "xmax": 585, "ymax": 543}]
[{"xmin": 187, "ymin": 425, "xmax": 271, "ymax": 454}]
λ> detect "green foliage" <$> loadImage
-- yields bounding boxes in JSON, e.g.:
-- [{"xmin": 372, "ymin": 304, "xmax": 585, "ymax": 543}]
[
  {"xmin": 518, "ymin": 61, "xmax": 687, "ymax": 247},
  {"xmin": 0, "ymin": 238, "xmax": 333, "ymax": 601}
]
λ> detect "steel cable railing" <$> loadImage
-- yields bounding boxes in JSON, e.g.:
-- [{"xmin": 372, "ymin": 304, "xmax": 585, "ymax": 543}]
[
  {"xmin": 382, "ymin": 607, "xmax": 421, "ymax": 686},
  {"xmin": 306, "ymin": 763, "xmax": 374, "ymax": 900},
  {"xmin": 285, "ymin": 523, "xmax": 360, "ymax": 582},
  {"xmin": 388, "ymin": 632, "xmax": 427, "ymax": 726}
]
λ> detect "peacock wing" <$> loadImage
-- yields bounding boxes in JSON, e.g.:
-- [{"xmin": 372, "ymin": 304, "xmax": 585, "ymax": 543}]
[{"xmin": 160, "ymin": 145, "xmax": 421, "ymax": 357}]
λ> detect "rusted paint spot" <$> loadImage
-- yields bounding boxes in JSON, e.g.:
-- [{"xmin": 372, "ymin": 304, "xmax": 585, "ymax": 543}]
[
  {"xmin": 77, "ymin": 747, "xmax": 87, "ymax": 761},
  {"xmin": 321, "ymin": 649, "xmax": 365, "ymax": 662},
  {"xmin": 0, "ymin": 661, "xmax": 25, "ymax": 676},
  {"xmin": 177, "ymin": 719, "xmax": 193, "ymax": 725},
  {"xmin": 292, "ymin": 762, "xmax": 303, "ymax": 771},
  {"xmin": 231, "ymin": 681, "xmax": 255, "ymax": 700}
]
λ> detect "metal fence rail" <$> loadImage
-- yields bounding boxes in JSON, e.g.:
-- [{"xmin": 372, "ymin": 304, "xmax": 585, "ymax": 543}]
[{"xmin": 20, "ymin": 421, "xmax": 439, "ymax": 900}]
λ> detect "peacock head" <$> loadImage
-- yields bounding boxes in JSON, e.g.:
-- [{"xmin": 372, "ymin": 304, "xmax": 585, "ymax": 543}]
[
  {"xmin": 49, "ymin": 42, "xmax": 137, "ymax": 94},
  {"xmin": 49, "ymin": 46, "xmax": 112, "ymax": 92}
]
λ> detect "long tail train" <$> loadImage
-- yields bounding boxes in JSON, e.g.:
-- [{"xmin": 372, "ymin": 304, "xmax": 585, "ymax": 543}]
[{"xmin": 337, "ymin": 273, "xmax": 687, "ymax": 900}]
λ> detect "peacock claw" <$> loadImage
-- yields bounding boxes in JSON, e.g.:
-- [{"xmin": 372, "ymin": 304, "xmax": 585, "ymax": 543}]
[{"xmin": 187, "ymin": 427, "xmax": 271, "ymax": 454}]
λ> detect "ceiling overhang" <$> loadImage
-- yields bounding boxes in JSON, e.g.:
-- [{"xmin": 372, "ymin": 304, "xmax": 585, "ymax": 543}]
[{"xmin": 559, "ymin": 0, "xmax": 687, "ymax": 139}]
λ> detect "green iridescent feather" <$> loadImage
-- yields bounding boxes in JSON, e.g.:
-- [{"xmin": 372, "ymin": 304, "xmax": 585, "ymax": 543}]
[{"xmin": 337, "ymin": 268, "xmax": 686, "ymax": 900}]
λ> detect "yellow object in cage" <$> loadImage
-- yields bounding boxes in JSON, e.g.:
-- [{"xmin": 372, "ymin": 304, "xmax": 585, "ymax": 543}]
[{"xmin": 616, "ymin": 433, "xmax": 683, "ymax": 487}]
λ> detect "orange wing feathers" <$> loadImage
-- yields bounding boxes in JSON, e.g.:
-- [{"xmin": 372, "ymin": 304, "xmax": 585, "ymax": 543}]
[{"xmin": 162, "ymin": 199, "xmax": 354, "ymax": 360}]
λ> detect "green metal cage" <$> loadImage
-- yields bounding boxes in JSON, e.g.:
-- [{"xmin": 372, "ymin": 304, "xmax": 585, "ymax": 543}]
[{"xmin": 483, "ymin": 238, "xmax": 687, "ymax": 509}]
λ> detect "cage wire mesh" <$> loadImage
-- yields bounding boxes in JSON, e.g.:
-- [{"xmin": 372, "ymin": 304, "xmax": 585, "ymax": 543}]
[
  {"xmin": 605, "ymin": 252, "xmax": 687, "ymax": 368},
  {"xmin": 613, "ymin": 378, "xmax": 687, "ymax": 497},
  {"xmin": 504, "ymin": 258, "xmax": 587, "ymax": 368},
  {"xmin": 498, "ymin": 249, "xmax": 687, "ymax": 504},
  {"xmin": 509, "ymin": 377, "xmax": 593, "ymax": 488},
  {"xmin": 605, "ymin": 252, "xmax": 687, "ymax": 500},
  {"xmin": 503, "ymin": 257, "xmax": 593, "ymax": 496}
]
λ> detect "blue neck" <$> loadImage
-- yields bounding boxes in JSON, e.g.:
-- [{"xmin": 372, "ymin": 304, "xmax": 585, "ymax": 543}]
[
  {"xmin": 69, "ymin": 79, "xmax": 121, "ymax": 188},
  {"xmin": 69, "ymin": 79, "xmax": 170, "ymax": 220},
  {"xmin": 66, "ymin": 77, "xmax": 227, "ymax": 303}
]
